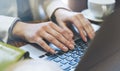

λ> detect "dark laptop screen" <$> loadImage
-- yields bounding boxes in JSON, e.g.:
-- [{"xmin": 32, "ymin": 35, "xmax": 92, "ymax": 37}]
[{"xmin": 75, "ymin": 8, "xmax": 120, "ymax": 71}]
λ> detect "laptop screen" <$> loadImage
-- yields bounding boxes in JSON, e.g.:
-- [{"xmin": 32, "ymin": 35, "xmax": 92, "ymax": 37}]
[{"xmin": 75, "ymin": 9, "xmax": 120, "ymax": 71}]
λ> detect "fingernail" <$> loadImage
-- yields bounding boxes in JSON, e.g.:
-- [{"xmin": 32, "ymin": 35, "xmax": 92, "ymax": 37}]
[
  {"xmin": 69, "ymin": 44, "xmax": 74, "ymax": 50},
  {"xmin": 50, "ymin": 49, "xmax": 56, "ymax": 54},
  {"xmin": 63, "ymin": 46, "xmax": 68, "ymax": 52},
  {"xmin": 84, "ymin": 38, "xmax": 87, "ymax": 42}
]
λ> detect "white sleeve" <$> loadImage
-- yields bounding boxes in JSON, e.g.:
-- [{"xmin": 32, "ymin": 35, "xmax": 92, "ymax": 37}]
[
  {"xmin": 44, "ymin": 0, "xmax": 70, "ymax": 18},
  {"xmin": 0, "ymin": 15, "xmax": 19, "ymax": 41}
]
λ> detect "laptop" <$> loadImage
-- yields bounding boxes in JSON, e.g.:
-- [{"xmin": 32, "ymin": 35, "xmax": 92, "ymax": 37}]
[
  {"xmin": 20, "ymin": 9, "xmax": 120, "ymax": 71},
  {"xmin": 20, "ymin": 23, "xmax": 100, "ymax": 71}
]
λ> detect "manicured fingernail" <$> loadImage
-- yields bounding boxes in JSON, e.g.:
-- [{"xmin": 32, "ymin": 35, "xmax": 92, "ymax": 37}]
[
  {"xmin": 63, "ymin": 46, "xmax": 68, "ymax": 51},
  {"xmin": 84, "ymin": 38, "xmax": 87, "ymax": 42},
  {"xmin": 69, "ymin": 44, "xmax": 74, "ymax": 50},
  {"xmin": 90, "ymin": 33, "xmax": 94, "ymax": 39}
]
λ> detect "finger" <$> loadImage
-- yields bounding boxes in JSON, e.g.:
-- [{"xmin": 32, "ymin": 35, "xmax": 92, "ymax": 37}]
[
  {"xmin": 35, "ymin": 38, "xmax": 55, "ymax": 54},
  {"xmin": 84, "ymin": 19, "xmax": 95, "ymax": 39},
  {"xmin": 46, "ymin": 26, "xmax": 74, "ymax": 49},
  {"xmin": 77, "ymin": 14, "xmax": 95, "ymax": 39},
  {"xmin": 54, "ymin": 21, "xmax": 73, "ymax": 40},
  {"xmin": 40, "ymin": 31, "xmax": 69, "ymax": 52},
  {"xmin": 71, "ymin": 16, "xmax": 87, "ymax": 42}
]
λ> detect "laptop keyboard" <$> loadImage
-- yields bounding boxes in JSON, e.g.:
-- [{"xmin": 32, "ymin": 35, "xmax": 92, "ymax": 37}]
[{"xmin": 45, "ymin": 38, "xmax": 88, "ymax": 71}]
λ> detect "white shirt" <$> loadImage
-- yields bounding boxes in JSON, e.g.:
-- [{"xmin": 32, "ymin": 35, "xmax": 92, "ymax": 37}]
[{"xmin": 0, "ymin": 0, "xmax": 69, "ymax": 41}]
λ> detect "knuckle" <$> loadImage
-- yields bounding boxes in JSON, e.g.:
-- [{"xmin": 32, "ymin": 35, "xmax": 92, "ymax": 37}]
[
  {"xmin": 72, "ymin": 16, "xmax": 76, "ymax": 20},
  {"xmin": 38, "ymin": 27, "xmax": 45, "ymax": 33},
  {"xmin": 42, "ymin": 45, "xmax": 51, "ymax": 52},
  {"xmin": 78, "ymin": 24, "xmax": 82, "ymax": 29},
  {"xmin": 58, "ymin": 44, "xmax": 64, "ymax": 49},
  {"xmin": 83, "ymin": 23, "xmax": 89, "ymax": 29},
  {"xmin": 39, "ymin": 41, "xmax": 45, "ymax": 47},
  {"xmin": 55, "ymin": 33, "xmax": 62, "ymax": 39},
  {"xmin": 84, "ymin": 19, "xmax": 90, "ymax": 24},
  {"xmin": 83, "ymin": 23, "xmax": 88, "ymax": 27},
  {"xmin": 79, "ymin": 13, "xmax": 84, "ymax": 17},
  {"xmin": 42, "ymin": 25, "xmax": 48, "ymax": 30},
  {"xmin": 40, "ymin": 25, "xmax": 45, "ymax": 29},
  {"xmin": 48, "ymin": 21, "xmax": 54, "ymax": 26},
  {"xmin": 48, "ymin": 36, "xmax": 55, "ymax": 42},
  {"xmin": 60, "ymin": 29, "xmax": 66, "ymax": 34},
  {"xmin": 30, "ymin": 34, "xmax": 37, "ymax": 41},
  {"xmin": 66, "ymin": 40, "xmax": 70, "ymax": 45}
]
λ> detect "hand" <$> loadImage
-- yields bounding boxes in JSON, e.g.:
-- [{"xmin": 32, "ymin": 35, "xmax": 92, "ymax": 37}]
[
  {"xmin": 55, "ymin": 9, "xmax": 95, "ymax": 42},
  {"xmin": 13, "ymin": 21, "xmax": 74, "ymax": 54}
]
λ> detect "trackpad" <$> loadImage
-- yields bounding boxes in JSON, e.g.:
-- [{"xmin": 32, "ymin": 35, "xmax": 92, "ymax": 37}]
[{"xmin": 20, "ymin": 44, "xmax": 46, "ymax": 59}]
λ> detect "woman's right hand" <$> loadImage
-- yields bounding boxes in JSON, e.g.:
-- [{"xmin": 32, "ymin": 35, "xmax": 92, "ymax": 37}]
[{"xmin": 13, "ymin": 21, "xmax": 74, "ymax": 54}]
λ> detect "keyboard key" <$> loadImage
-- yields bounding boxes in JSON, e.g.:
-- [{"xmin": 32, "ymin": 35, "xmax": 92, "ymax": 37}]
[
  {"xmin": 74, "ymin": 57, "xmax": 80, "ymax": 63},
  {"xmin": 45, "ymin": 38, "xmax": 89, "ymax": 71},
  {"xmin": 54, "ymin": 57, "xmax": 61, "ymax": 62},
  {"xmin": 65, "ymin": 53, "xmax": 71, "ymax": 56},
  {"xmin": 69, "ymin": 60, "xmax": 77, "ymax": 65},
  {"xmin": 47, "ymin": 56, "xmax": 58, "ymax": 60},
  {"xmin": 60, "ymin": 59, "xmax": 68, "ymax": 64},
  {"xmin": 77, "ymin": 48, "xmax": 81, "ymax": 51},
  {"xmin": 64, "ymin": 67, "xmax": 71, "ymax": 71},
  {"xmin": 71, "ymin": 54, "xmax": 78, "ymax": 58},
  {"xmin": 59, "ymin": 55, "xmax": 66, "ymax": 59},
  {"xmin": 61, "ymin": 63, "xmax": 71, "ymax": 70},
  {"xmin": 67, "ymin": 56, "xmax": 73, "ymax": 61},
  {"xmin": 77, "ymin": 51, "xmax": 83, "ymax": 56}
]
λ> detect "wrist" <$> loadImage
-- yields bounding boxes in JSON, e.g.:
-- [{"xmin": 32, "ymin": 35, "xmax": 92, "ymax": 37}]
[
  {"xmin": 51, "ymin": 8, "xmax": 71, "ymax": 23},
  {"xmin": 54, "ymin": 8, "xmax": 71, "ymax": 18},
  {"xmin": 12, "ymin": 21, "xmax": 27, "ymax": 39}
]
